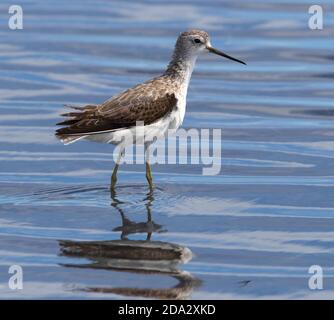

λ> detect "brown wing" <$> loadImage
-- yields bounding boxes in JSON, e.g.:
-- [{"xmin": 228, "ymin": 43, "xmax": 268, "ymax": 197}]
[{"xmin": 55, "ymin": 79, "xmax": 177, "ymax": 137}]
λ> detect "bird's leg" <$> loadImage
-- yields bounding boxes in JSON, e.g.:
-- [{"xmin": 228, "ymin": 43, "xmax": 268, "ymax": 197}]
[
  {"xmin": 110, "ymin": 147, "xmax": 124, "ymax": 189},
  {"xmin": 111, "ymin": 164, "xmax": 119, "ymax": 188},
  {"xmin": 145, "ymin": 142, "xmax": 153, "ymax": 189},
  {"xmin": 146, "ymin": 162, "xmax": 153, "ymax": 189}
]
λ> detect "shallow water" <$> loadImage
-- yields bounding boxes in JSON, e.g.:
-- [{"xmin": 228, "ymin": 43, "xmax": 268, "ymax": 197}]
[{"xmin": 1, "ymin": 0, "xmax": 334, "ymax": 299}]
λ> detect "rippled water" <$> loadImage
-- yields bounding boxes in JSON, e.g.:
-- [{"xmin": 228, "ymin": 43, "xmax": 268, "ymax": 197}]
[{"xmin": 1, "ymin": 0, "xmax": 334, "ymax": 299}]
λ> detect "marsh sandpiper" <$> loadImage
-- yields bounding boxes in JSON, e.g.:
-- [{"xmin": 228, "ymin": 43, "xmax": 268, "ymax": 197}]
[{"xmin": 55, "ymin": 29, "xmax": 246, "ymax": 188}]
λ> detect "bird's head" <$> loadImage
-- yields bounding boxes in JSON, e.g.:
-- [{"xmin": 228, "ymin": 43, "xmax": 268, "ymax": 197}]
[{"xmin": 175, "ymin": 29, "xmax": 246, "ymax": 65}]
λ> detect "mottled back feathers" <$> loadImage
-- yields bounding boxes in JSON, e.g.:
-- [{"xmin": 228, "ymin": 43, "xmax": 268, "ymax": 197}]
[{"xmin": 55, "ymin": 76, "xmax": 178, "ymax": 138}]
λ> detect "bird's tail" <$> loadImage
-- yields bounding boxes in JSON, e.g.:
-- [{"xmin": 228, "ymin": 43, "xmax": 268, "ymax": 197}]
[{"xmin": 55, "ymin": 104, "xmax": 97, "ymax": 145}]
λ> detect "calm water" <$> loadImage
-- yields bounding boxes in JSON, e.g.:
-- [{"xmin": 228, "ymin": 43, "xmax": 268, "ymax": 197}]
[{"xmin": 1, "ymin": 0, "xmax": 334, "ymax": 299}]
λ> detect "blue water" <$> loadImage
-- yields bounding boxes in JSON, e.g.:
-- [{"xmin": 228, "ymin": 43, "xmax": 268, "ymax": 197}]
[{"xmin": 1, "ymin": 0, "xmax": 334, "ymax": 299}]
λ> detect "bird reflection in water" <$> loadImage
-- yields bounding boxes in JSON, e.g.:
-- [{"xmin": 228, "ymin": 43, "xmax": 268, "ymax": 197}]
[
  {"xmin": 110, "ymin": 187, "xmax": 164, "ymax": 241},
  {"xmin": 59, "ymin": 186, "xmax": 200, "ymax": 299}
]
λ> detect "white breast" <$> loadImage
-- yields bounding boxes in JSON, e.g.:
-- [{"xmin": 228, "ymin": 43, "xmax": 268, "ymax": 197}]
[{"xmin": 169, "ymin": 82, "xmax": 188, "ymax": 130}]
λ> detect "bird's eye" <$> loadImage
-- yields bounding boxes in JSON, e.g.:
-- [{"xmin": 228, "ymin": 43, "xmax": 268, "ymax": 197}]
[{"xmin": 194, "ymin": 38, "xmax": 201, "ymax": 44}]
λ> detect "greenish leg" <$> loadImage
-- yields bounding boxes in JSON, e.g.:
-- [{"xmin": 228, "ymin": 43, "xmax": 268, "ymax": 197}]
[
  {"xmin": 145, "ymin": 142, "xmax": 153, "ymax": 189},
  {"xmin": 110, "ymin": 148, "xmax": 124, "ymax": 190},
  {"xmin": 110, "ymin": 163, "xmax": 119, "ymax": 189},
  {"xmin": 146, "ymin": 161, "xmax": 153, "ymax": 189}
]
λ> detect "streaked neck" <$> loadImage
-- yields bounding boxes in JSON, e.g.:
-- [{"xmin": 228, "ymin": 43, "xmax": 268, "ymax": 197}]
[{"xmin": 164, "ymin": 51, "xmax": 197, "ymax": 86}]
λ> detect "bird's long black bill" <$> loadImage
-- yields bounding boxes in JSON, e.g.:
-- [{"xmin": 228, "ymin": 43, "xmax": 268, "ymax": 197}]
[{"xmin": 207, "ymin": 46, "xmax": 246, "ymax": 65}]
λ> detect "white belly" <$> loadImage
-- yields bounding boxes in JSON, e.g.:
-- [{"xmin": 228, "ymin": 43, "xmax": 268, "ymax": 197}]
[{"xmin": 85, "ymin": 92, "xmax": 187, "ymax": 146}]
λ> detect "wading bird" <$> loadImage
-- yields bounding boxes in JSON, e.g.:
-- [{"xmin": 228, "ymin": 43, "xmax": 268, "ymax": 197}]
[{"xmin": 55, "ymin": 29, "xmax": 246, "ymax": 189}]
